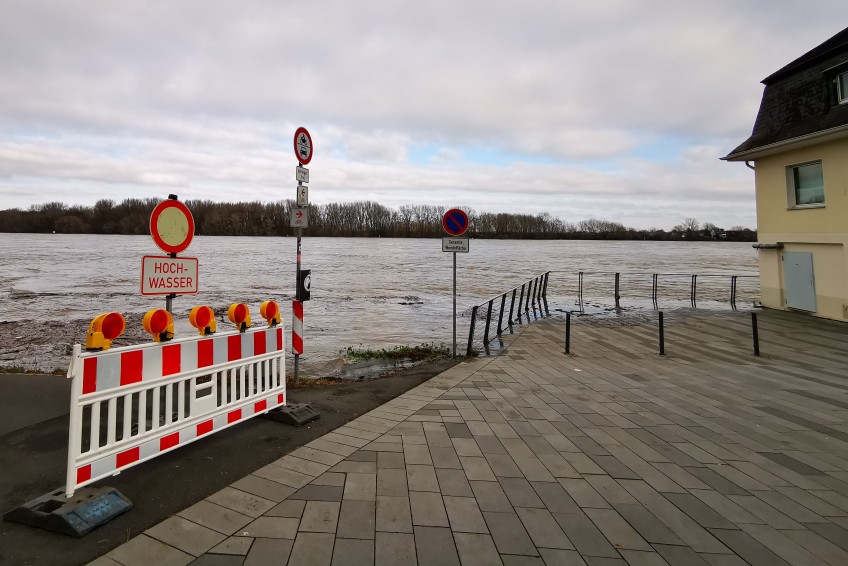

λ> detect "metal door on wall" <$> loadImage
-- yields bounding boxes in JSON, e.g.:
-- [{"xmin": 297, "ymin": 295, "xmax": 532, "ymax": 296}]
[{"xmin": 782, "ymin": 251, "xmax": 816, "ymax": 312}]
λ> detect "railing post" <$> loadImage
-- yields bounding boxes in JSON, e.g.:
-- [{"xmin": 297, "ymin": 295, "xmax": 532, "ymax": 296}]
[
  {"xmin": 658, "ymin": 311, "xmax": 665, "ymax": 355},
  {"xmin": 483, "ymin": 299, "xmax": 494, "ymax": 344},
  {"xmin": 690, "ymin": 274, "xmax": 697, "ymax": 307},
  {"xmin": 507, "ymin": 288, "xmax": 517, "ymax": 326},
  {"xmin": 542, "ymin": 271, "xmax": 550, "ymax": 313},
  {"xmin": 752, "ymin": 312, "xmax": 760, "ymax": 356},
  {"xmin": 730, "ymin": 275, "xmax": 738, "ymax": 307},
  {"xmin": 496, "ymin": 293, "xmax": 507, "ymax": 335},
  {"xmin": 578, "ymin": 271, "xmax": 584, "ymax": 311},
  {"xmin": 517, "ymin": 284, "xmax": 525, "ymax": 322},
  {"xmin": 565, "ymin": 312, "xmax": 571, "ymax": 354},
  {"xmin": 525, "ymin": 279, "xmax": 533, "ymax": 312},
  {"xmin": 652, "ymin": 274, "xmax": 658, "ymax": 305},
  {"xmin": 614, "ymin": 272, "xmax": 621, "ymax": 309},
  {"xmin": 466, "ymin": 305, "xmax": 478, "ymax": 357}
]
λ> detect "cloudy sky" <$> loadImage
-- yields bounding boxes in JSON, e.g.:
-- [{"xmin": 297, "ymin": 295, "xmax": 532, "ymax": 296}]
[{"xmin": 0, "ymin": 1, "xmax": 845, "ymax": 229}]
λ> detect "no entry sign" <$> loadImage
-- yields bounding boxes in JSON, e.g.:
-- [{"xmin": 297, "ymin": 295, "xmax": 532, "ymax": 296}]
[
  {"xmin": 149, "ymin": 199, "xmax": 194, "ymax": 254},
  {"xmin": 442, "ymin": 209, "xmax": 469, "ymax": 236}
]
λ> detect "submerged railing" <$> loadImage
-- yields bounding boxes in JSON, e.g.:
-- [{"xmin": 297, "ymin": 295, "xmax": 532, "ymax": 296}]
[
  {"xmin": 554, "ymin": 271, "xmax": 759, "ymax": 310},
  {"xmin": 466, "ymin": 271, "xmax": 550, "ymax": 356}
]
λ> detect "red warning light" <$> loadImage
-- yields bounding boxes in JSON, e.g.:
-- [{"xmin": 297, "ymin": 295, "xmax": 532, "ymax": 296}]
[
  {"xmin": 260, "ymin": 300, "xmax": 280, "ymax": 327},
  {"xmin": 189, "ymin": 305, "xmax": 216, "ymax": 336},
  {"xmin": 85, "ymin": 312, "xmax": 126, "ymax": 351},
  {"xmin": 227, "ymin": 303, "xmax": 251, "ymax": 332},
  {"xmin": 143, "ymin": 309, "xmax": 174, "ymax": 342}
]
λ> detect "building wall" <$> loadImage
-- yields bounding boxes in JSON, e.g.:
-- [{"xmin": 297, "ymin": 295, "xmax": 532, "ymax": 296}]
[{"xmin": 754, "ymin": 136, "xmax": 848, "ymax": 321}]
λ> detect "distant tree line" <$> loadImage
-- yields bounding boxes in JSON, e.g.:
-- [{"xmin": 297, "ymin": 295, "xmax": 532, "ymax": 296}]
[{"xmin": 0, "ymin": 200, "xmax": 757, "ymax": 241}]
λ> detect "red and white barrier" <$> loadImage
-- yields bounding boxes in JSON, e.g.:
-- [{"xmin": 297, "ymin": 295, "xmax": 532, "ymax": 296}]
[
  {"xmin": 65, "ymin": 326, "xmax": 285, "ymax": 497},
  {"xmin": 292, "ymin": 300, "xmax": 303, "ymax": 355}
]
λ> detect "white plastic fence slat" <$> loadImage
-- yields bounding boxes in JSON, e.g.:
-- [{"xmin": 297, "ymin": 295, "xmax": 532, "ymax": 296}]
[{"xmin": 65, "ymin": 326, "xmax": 285, "ymax": 497}]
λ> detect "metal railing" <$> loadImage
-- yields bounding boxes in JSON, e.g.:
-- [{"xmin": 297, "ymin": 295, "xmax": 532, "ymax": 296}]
[
  {"xmin": 466, "ymin": 271, "xmax": 550, "ymax": 356},
  {"xmin": 560, "ymin": 271, "xmax": 759, "ymax": 310}
]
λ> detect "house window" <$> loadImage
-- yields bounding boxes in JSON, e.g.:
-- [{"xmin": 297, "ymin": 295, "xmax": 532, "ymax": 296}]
[
  {"xmin": 787, "ymin": 160, "xmax": 824, "ymax": 207},
  {"xmin": 839, "ymin": 70, "xmax": 848, "ymax": 104}
]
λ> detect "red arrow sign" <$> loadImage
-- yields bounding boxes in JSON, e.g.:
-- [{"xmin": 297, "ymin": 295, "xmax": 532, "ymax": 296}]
[{"xmin": 296, "ymin": 210, "xmax": 303, "ymax": 218}]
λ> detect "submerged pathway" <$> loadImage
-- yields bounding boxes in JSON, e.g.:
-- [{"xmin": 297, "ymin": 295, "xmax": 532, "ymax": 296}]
[{"xmin": 90, "ymin": 309, "xmax": 848, "ymax": 566}]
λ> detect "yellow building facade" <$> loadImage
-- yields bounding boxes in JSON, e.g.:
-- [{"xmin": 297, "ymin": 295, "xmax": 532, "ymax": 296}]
[{"xmin": 725, "ymin": 27, "xmax": 848, "ymax": 321}]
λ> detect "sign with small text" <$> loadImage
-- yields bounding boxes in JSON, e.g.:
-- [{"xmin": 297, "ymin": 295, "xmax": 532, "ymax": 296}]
[{"xmin": 442, "ymin": 237, "xmax": 469, "ymax": 253}]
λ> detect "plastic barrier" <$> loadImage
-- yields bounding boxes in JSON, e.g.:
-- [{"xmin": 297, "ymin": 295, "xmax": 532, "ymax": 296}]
[{"xmin": 65, "ymin": 325, "xmax": 285, "ymax": 497}]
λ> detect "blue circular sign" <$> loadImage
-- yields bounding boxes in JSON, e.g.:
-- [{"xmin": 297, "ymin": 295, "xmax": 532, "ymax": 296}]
[{"xmin": 442, "ymin": 209, "xmax": 469, "ymax": 236}]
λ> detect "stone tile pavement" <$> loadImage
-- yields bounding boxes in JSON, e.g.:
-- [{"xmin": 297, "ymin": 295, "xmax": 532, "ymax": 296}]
[{"xmin": 89, "ymin": 309, "xmax": 848, "ymax": 565}]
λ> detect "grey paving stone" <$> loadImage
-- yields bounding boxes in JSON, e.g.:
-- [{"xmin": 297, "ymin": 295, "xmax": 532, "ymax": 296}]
[
  {"xmin": 252, "ymin": 463, "xmax": 312, "ymax": 489},
  {"xmin": 299, "ymin": 501, "xmax": 340, "ymax": 533},
  {"xmin": 289, "ymin": 484, "xmax": 344, "ymax": 502},
  {"xmin": 471, "ymin": 480, "xmax": 515, "ymax": 513},
  {"xmin": 483, "ymin": 511, "xmax": 539, "ymax": 556},
  {"xmin": 288, "ymin": 532, "xmax": 335, "ymax": 566},
  {"xmin": 558, "ymin": 478, "xmax": 611, "ymax": 509},
  {"xmin": 683, "ymin": 468, "xmax": 748, "ymax": 496},
  {"xmin": 404, "ymin": 443, "xmax": 434, "ymax": 465},
  {"xmin": 663, "ymin": 493, "xmax": 737, "ymax": 530},
  {"xmin": 698, "ymin": 554, "xmax": 748, "ymax": 566},
  {"xmin": 230, "ymin": 474, "xmax": 296, "ymax": 502},
  {"xmin": 376, "ymin": 495, "xmax": 413, "ymax": 533},
  {"xmin": 486, "ymin": 453, "xmax": 524, "ymax": 478},
  {"xmin": 146, "ymin": 516, "xmax": 227, "ymax": 557},
  {"xmin": 209, "ymin": 536, "xmax": 253, "ymax": 556},
  {"xmin": 781, "ymin": 528, "xmax": 848, "ymax": 565},
  {"xmin": 375, "ymin": 532, "xmax": 417, "ymax": 566},
  {"xmin": 476, "ymin": 435, "xmax": 509, "ymax": 455},
  {"xmin": 431, "ymin": 446, "xmax": 464, "ymax": 469},
  {"xmin": 500, "ymin": 556, "xmax": 545, "ymax": 566},
  {"xmin": 453, "ymin": 437, "xmax": 485, "ymax": 457},
  {"xmin": 444, "ymin": 495, "xmax": 489, "ymax": 533},
  {"xmin": 453, "ymin": 532, "xmax": 503, "ymax": 566},
  {"xmin": 613, "ymin": 504, "xmax": 684, "ymax": 546},
  {"xmin": 410, "ymin": 491, "xmax": 450, "ymax": 527},
  {"xmin": 188, "ymin": 554, "xmax": 244, "ymax": 566},
  {"xmin": 341, "ymin": 472, "xmax": 376, "ymax": 501},
  {"xmin": 584, "ymin": 508, "xmax": 652, "ymax": 551},
  {"xmin": 708, "ymin": 529, "xmax": 790, "ymax": 566},
  {"xmin": 378, "ymin": 467, "xmax": 410, "ymax": 497},
  {"xmin": 407, "ymin": 463, "xmax": 441, "ymax": 492},
  {"xmin": 437, "ymin": 467, "xmax": 474, "ymax": 496},
  {"xmin": 445, "ymin": 422, "xmax": 474, "ymax": 438},
  {"xmin": 500, "ymin": 477, "xmax": 545, "ymax": 508},
  {"xmin": 650, "ymin": 544, "xmax": 711, "ymax": 565},
  {"xmin": 530, "ymin": 481, "xmax": 581, "ymax": 514},
  {"xmin": 86, "ymin": 557, "xmax": 123, "ymax": 566},
  {"xmin": 106, "ymin": 534, "xmax": 194, "ymax": 566},
  {"xmin": 313, "ymin": 472, "xmax": 347, "ymax": 487},
  {"xmin": 552, "ymin": 513, "xmax": 621, "ymax": 559},
  {"xmin": 415, "ymin": 526, "xmax": 461, "ymax": 566},
  {"xmin": 240, "ymin": 516, "xmax": 299, "ymax": 539},
  {"xmin": 616, "ymin": 550, "xmax": 671, "ymax": 565},
  {"xmin": 275, "ymin": 455, "xmax": 331, "ymax": 478},
  {"xmin": 585, "ymin": 475, "xmax": 639, "ymax": 506},
  {"xmin": 738, "ymin": 523, "xmax": 829, "ymax": 566},
  {"xmin": 515, "ymin": 507, "xmax": 573, "ymax": 550},
  {"xmin": 804, "ymin": 521, "xmax": 848, "ymax": 551},
  {"xmin": 243, "ymin": 538, "xmax": 293, "ymax": 565},
  {"xmin": 178, "ymin": 500, "xmax": 252, "ymax": 536},
  {"xmin": 337, "ymin": 499, "xmax": 376, "ymax": 539},
  {"xmin": 346, "ymin": 450, "xmax": 379, "ymax": 462},
  {"xmin": 378, "ymin": 451, "xmax": 406, "ymax": 469},
  {"xmin": 589, "ymin": 455, "xmax": 641, "ymax": 480},
  {"xmin": 266, "ymin": 499, "xmax": 306, "ymax": 518},
  {"xmin": 460, "ymin": 456, "xmax": 498, "ymax": 481},
  {"xmin": 207, "ymin": 487, "xmax": 277, "ymax": 518},
  {"xmin": 331, "ymin": 537, "xmax": 375, "ymax": 566}
]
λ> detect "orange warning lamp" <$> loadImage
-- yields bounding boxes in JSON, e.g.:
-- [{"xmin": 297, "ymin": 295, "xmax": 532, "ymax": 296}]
[
  {"xmin": 260, "ymin": 300, "xmax": 280, "ymax": 327},
  {"xmin": 189, "ymin": 305, "xmax": 217, "ymax": 336},
  {"xmin": 85, "ymin": 312, "xmax": 126, "ymax": 351},
  {"xmin": 227, "ymin": 303, "xmax": 251, "ymax": 332},
  {"xmin": 142, "ymin": 309, "xmax": 175, "ymax": 342}
]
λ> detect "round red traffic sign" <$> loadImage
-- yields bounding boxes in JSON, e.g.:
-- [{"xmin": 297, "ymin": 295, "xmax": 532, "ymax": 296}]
[
  {"xmin": 442, "ymin": 208, "xmax": 469, "ymax": 236},
  {"xmin": 149, "ymin": 199, "xmax": 194, "ymax": 254},
  {"xmin": 294, "ymin": 127, "xmax": 313, "ymax": 165}
]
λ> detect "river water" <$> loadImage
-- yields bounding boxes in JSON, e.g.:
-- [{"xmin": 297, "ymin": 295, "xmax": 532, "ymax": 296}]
[{"xmin": 0, "ymin": 234, "xmax": 758, "ymax": 373}]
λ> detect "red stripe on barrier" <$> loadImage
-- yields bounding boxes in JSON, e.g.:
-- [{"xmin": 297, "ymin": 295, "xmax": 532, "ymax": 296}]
[
  {"xmin": 116, "ymin": 447, "xmax": 140, "ymax": 468},
  {"xmin": 120, "ymin": 350, "xmax": 143, "ymax": 386},
  {"xmin": 254, "ymin": 332, "xmax": 266, "ymax": 356},
  {"xmin": 77, "ymin": 465, "xmax": 92, "ymax": 484},
  {"xmin": 254, "ymin": 400, "xmax": 267, "ymax": 413},
  {"xmin": 228, "ymin": 409, "xmax": 242, "ymax": 423},
  {"xmin": 293, "ymin": 333, "xmax": 303, "ymax": 355},
  {"xmin": 162, "ymin": 344, "xmax": 181, "ymax": 376},
  {"xmin": 278, "ymin": 393, "xmax": 284, "ymax": 404},
  {"xmin": 198, "ymin": 339, "xmax": 213, "ymax": 368},
  {"xmin": 277, "ymin": 327, "xmax": 283, "ymax": 351},
  {"xmin": 227, "ymin": 335, "xmax": 241, "ymax": 362},
  {"xmin": 82, "ymin": 357, "xmax": 98, "ymax": 394},
  {"xmin": 293, "ymin": 300, "xmax": 303, "ymax": 318},
  {"xmin": 160, "ymin": 432, "xmax": 180, "ymax": 451},
  {"xmin": 197, "ymin": 419, "xmax": 213, "ymax": 436}
]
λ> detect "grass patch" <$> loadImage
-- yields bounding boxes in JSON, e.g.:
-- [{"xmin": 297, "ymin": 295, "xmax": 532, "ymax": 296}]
[
  {"xmin": 285, "ymin": 375, "xmax": 344, "ymax": 389},
  {"xmin": 0, "ymin": 366, "xmax": 65, "ymax": 376},
  {"xmin": 342, "ymin": 342, "xmax": 452, "ymax": 363}
]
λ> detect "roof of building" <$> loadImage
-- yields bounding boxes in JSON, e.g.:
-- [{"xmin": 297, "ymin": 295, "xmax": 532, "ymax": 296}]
[{"xmin": 724, "ymin": 26, "xmax": 848, "ymax": 160}]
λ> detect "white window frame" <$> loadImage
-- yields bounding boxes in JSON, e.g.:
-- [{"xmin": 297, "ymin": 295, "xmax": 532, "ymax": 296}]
[
  {"xmin": 838, "ymin": 70, "xmax": 848, "ymax": 104},
  {"xmin": 786, "ymin": 160, "xmax": 825, "ymax": 209}
]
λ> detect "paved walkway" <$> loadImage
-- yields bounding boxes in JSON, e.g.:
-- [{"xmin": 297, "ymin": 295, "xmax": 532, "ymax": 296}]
[{"xmin": 89, "ymin": 309, "xmax": 848, "ymax": 566}]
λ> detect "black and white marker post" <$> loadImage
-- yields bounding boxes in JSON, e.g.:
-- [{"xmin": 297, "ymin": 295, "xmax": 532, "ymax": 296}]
[
  {"xmin": 441, "ymin": 209, "xmax": 470, "ymax": 357},
  {"xmin": 292, "ymin": 127, "xmax": 312, "ymax": 384}
]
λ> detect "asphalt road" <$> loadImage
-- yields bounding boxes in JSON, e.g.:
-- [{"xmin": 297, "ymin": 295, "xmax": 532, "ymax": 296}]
[{"xmin": 0, "ymin": 360, "xmax": 459, "ymax": 566}]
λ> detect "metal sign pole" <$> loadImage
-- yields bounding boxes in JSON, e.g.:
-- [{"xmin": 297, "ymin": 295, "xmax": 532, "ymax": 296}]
[
  {"xmin": 453, "ymin": 251, "xmax": 457, "ymax": 358},
  {"xmin": 295, "ymin": 214, "xmax": 302, "ymax": 385}
]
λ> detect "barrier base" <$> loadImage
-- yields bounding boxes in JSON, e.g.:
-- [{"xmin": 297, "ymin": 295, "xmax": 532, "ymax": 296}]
[
  {"xmin": 262, "ymin": 403, "xmax": 320, "ymax": 426},
  {"xmin": 3, "ymin": 486, "xmax": 132, "ymax": 537}
]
